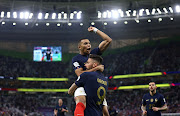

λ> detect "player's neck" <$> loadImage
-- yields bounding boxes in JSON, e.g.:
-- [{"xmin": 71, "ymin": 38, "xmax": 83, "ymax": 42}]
[
  {"xmin": 80, "ymin": 51, "xmax": 88, "ymax": 56},
  {"xmin": 149, "ymin": 90, "xmax": 156, "ymax": 96}
]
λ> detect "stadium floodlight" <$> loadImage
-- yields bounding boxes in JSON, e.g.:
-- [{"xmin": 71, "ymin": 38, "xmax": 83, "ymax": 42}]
[
  {"xmin": 104, "ymin": 22, "xmax": 107, "ymax": 25},
  {"xmin": 45, "ymin": 13, "xmax": 49, "ymax": 19},
  {"xmin": 169, "ymin": 7, "xmax": 173, "ymax": 13},
  {"xmin": 58, "ymin": 13, "xmax": 61, "ymax": 19},
  {"xmin": 52, "ymin": 13, "xmax": 56, "ymax": 19},
  {"xmin": 70, "ymin": 13, "xmax": 74, "ymax": 19},
  {"xmin": 20, "ymin": 12, "xmax": 24, "ymax": 19},
  {"xmin": 73, "ymin": 11, "xmax": 77, "ymax": 14},
  {"xmin": 157, "ymin": 8, "xmax": 162, "ymax": 14},
  {"xmin": 139, "ymin": 9, "xmax": 144, "ymax": 16},
  {"xmin": 124, "ymin": 21, "xmax": 128, "ymax": 24},
  {"xmin": 126, "ymin": 11, "xmax": 130, "ymax": 17},
  {"xmin": 77, "ymin": 11, "xmax": 81, "ymax": 19},
  {"xmin": 107, "ymin": 10, "xmax": 111, "ymax": 18},
  {"xmin": 145, "ymin": 9, "xmax": 150, "ymax": 15},
  {"xmin": 175, "ymin": 5, "xmax": 180, "ymax": 13},
  {"xmin": 103, "ymin": 11, "xmax": 107, "ymax": 18},
  {"xmin": 38, "ymin": 13, "xmax": 43, "ymax": 19},
  {"xmin": 158, "ymin": 18, "xmax": 162, "ymax": 22},
  {"xmin": 148, "ymin": 19, "xmax": 151, "ymax": 23},
  {"xmin": 80, "ymin": 23, "xmax": 83, "ymax": 26},
  {"xmin": 24, "ymin": 12, "xmax": 29, "ymax": 19},
  {"xmin": 46, "ymin": 23, "xmax": 50, "ymax": 26},
  {"xmin": 170, "ymin": 17, "xmax": 173, "ymax": 20},
  {"xmin": 13, "ymin": 12, "xmax": 17, "ymax": 18},
  {"xmin": 2, "ymin": 21, "xmax": 5, "ymax": 25},
  {"xmin": 151, "ymin": 8, "xmax": 156, "ymax": 15},
  {"xmin": 163, "ymin": 8, "xmax": 168, "ymax": 13},
  {"xmin": 113, "ymin": 21, "xmax": 117, "ymax": 24},
  {"xmin": 29, "ymin": 13, "xmax": 33, "ymax": 19},
  {"xmin": 112, "ymin": 10, "xmax": 119, "ymax": 18},
  {"xmin": 35, "ymin": 23, "xmax": 38, "ymax": 26},
  {"xmin": 57, "ymin": 23, "xmax": 60, "ymax": 26},
  {"xmin": 132, "ymin": 10, "xmax": 136, "ymax": 16},
  {"xmin": 25, "ymin": 22, "xmax": 28, "ymax": 25},
  {"xmin": 64, "ymin": 13, "xmax": 67, "ymax": 19},
  {"xmin": 7, "ymin": 12, "xmax": 10, "ymax": 18},
  {"xmin": 1, "ymin": 11, "xmax": 4, "ymax": 18},
  {"xmin": 98, "ymin": 11, "xmax": 101, "ymax": 18},
  {"xmin": 68, "ymin": 22, "xmax": 72, "ymax": 26},
  {"xmin": 13, "ymin": 22, "xmax": 16, "ymax": 26},
  {"xmin": 118, "ymin": 9, "xmax": 124, "ymax": 17},
  {"xmin": 135, "ymin": 19, "xmax": 140, "ymax": 23},
  {"xmin": 91, "ymin": 22, "xmax": 95, "ymax": 25}
]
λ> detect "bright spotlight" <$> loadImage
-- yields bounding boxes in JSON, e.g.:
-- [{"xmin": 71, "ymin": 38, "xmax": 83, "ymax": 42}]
[
  {"xmin": 113, "ymin": 21, "xmax": 117, "ymax": 24},
  {"xmin": 57, "ymin": 23, "xmax": 60, "ymax": 26},
  {"xmin": 13, "ymin": 12, "xmax": 17, "ymax": 18},
  {"xmin": 104, "ymin": 22, "xmax": 107, "ymax": 25},
  {"xmin": 52, "ymin": 13, "xmax": 56, "ymax": 19},
  {"xmin": 91, "ymin": 22, "xmax": 95, "ymax": 25},
  {"xmin": 64, "ymin": 13, "xmax": 67, "ymax": 19},
  {"xmin": 38, "ymin": 13, "xmax": 43, "ymax": 19},
  {"xmin": 13, "ymin": 22, "xmax": 16, "ymax": 26},
  {"xmin": 163, "ymin": 8, "xmax": 168, "ymax": 13},
  {"xmin": 124, "ymin": 21, "xmax": 128, "ymax": 24},
  {"xmin": 77, "ymin": 11, "xmax": 81, "ymax": 19},
  {"xmin": 126, "ymin": 11, "xmax": 130, "ymax": 17},
  {"xmin": 157, "ymin": 8, "xmax": 162, "ymax": 14},
  {"xmin": 169, "ymin": 7, "xmax": 173, "ymax": 13},
  {"xmin": 118, "ymin": 9, "xmax": 124, "ymax": 17},
  {"xmin": 148, "ymin": 19, "xmax": 151, "ymax": 23},
  {"xmin": 29, "ymin": 13, "xmax": 33, "ymax": 19},
  {"xmin": 80, "ymin": 23, "xmax": 83, "ymax": 26},
  {"xmin": 112, "ymin": 10, "xmax": 119, "ymax": 18},
  {"xmin": 1, "ymin": 11, "xmax": 4, "ymax": 18},
  {"xmin": 107, "ymin": 10, "xmax": 111, "ymax": 18},
  {"xmin": 175, "ymin": 5, "xmax": 180, "ymax": 13},
  {"xmin": 132, "ymin": 10, "xmax": 137, "ymax": 16},
  {"xmin": 98, "ymin": 11, "xmax": 101, "ymax": 18},
  {"xmin": 139, "ymin": 9, "xmax": 144, "ymax": 16},
  {"xmin": 58, "ymin": 13, "xmax": 61, "ymax": 19},
  {"xmin": 74, "ymin": 11, "xmax": 77, "ymax": 14},
  {"xmin": 25, "ymin": 23, "xmax": 28, "ymax": 25},
  {"xmin": 152, "ymin": 8, "xmax": 156, "ymax": 15},
  {"xmin": 45, "ymin": 13, "xmax": 49, "ymax": 19},
  {"xmin": 7, "ymin": 12, "xmax": 10, "ymax": 18},
  {"xmin": 103, "ymin": 12, "xmax": 107, "ymax": 18},
  {"xmin": 68, "ymin": 22, "xmax": 72, "ymax": 26},
  {"xmin": 35, "ymin": 23, "xmax": 38, "ymax": 26},
  {"xmin": 135, "ymin": 20, "xmax": 140, "ymax": 23},
  {"xmin": 2, "ymin": 21, "xmax": 5, "ymax": 25},
  {"xmin": 145, "ymin": 9, "xmax": 150, "ymax": 15},
  {"xmin": 70, "ymin": 13, "xmax": 74, "ymax": 19},
  {"xmin": 158, "ymin": 18, "xmax": 162, "ymax": 22},
  {"xmin": 170, "ymin": 17, "xmax": 173, "ymax": 20},
  {"xmin": 24, "ymin": 12, "xmax": 29, "ymax": 19},
  {"xmin": 20, "ymin": 12, "xmax": 24, "ymax": 19},
  {"xmin": 46, "ymin": 23, "xmax": 50, "ymax": 26}
]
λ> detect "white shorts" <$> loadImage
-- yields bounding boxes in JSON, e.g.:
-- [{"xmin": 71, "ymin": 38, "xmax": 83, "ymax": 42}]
[{"xmin": 74, "ymin": 87, "xmax": 108, "ymax": 106}]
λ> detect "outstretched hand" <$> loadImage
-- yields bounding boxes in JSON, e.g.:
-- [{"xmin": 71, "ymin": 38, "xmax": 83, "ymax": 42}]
[{"xmin": 88, "ymin": 26, "xmax": 96, "ymax": 32}]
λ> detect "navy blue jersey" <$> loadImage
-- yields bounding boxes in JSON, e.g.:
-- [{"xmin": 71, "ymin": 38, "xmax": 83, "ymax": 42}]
[
  {"xmin": 142, "ymin": 92, "xmax": 166, "ymax": 116},
  {"xmin": 75, "ymin": 71, "xmax": 108, "ymax": 116},
  {"xmin": 72, "ymin": 47, "xmax": 102, "ymax": 71},
  {"xmin": 55, "ymin": 105, "xmax": 67, "ymax": 116}
]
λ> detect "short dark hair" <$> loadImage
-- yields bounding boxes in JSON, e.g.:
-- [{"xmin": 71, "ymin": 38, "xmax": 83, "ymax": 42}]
[{"xmin": 89, "ymin": 54, "xmax": 103, "ymax": 64}]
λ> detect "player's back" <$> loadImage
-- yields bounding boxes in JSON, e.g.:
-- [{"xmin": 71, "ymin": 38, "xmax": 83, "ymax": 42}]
[{"xmin": 82, "ymin": 71, "xmax": 108, "ymax": 116}]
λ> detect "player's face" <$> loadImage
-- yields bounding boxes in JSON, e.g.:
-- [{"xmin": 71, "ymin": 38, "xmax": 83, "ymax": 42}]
[
  {"xmin": 149, "ymin": 82, "xmax": 157, "ymax": 92},
  {"xmin": 58, "ymin": 99, "xmax": 63, "ymax": 105},
  {"xmin": 79, "ymin": 39, "xmax": 91, "ymax": 55},
  {"xmin": 85, "ymin": 58, "xmax": 96, "ymax": 70}
]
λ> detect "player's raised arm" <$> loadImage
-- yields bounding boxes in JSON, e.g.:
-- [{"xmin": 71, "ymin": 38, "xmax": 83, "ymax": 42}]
[
  {"xmin": 68, "ymin": 83, "xmax": 78, "ymax": 95},
  {"xmin": 88, "ymin": 26, "xmax": 112, "ymax": 53}
]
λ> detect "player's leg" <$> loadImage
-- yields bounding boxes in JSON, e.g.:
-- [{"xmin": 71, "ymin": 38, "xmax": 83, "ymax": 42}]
[{"xmin": 74, "ymin": 87, "xmax": 86, "ymax": 116}]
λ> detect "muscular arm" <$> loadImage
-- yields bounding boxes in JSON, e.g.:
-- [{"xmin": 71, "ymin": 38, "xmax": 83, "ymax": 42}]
[
  {"xmin": 54, "ymin": 109, "xmax": 58, "ymax": 116},
  {"xmin": 152, "ymin": 104, "xmax": 168, "ymax": 111},
  {"xmin": 75, "ymin": 65, "xmax": 104, "ymax": 77},
  {"xmin": 103, "ymin": 106, "xmax": 110, "ymax": 116},
  {"xmin": 141, "ymin": 105, "xmax": 147, "ymax": 116},
  {"xmin": 68, "ymin": 83, "xmax": 78, "ymax": 95}
]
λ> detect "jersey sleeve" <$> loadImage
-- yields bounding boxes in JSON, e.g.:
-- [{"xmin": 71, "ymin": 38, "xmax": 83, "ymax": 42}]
[
  {"xmin": 72, "ymin": 57, "xmax": 82, "ymax": 71},
  {"xmin": 142, "ymin": 95, "xmax": 146, "ymax": 106},
  {"xmin": 90, "ymin": 47, "xmax": 102, "ymax": 55},
  {"xmin": 75, "ymin": 72, "xmax": 88, "ymax": 87},
  {"xmin": 159, "ymin": 94, "xmax": 166, "ymax": 106}
]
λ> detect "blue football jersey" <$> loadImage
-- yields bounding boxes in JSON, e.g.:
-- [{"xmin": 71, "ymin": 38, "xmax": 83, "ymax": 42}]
[
  {"xmin": 55, "ymin": 105, "xmax": 67, "ymax": 116},
  {"xmin": 72, "ymin": 47, "xmax": 102, "ymax": 71},
  {"xmin": 142, "ymin": 92, "xmax": 166, "ymax": 116},
  {"xmin": 75, "ymin": 71, "xmax": 108, "ymax": 116}
]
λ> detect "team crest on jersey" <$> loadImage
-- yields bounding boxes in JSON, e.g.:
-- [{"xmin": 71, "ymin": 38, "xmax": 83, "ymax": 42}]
[
  {"xmin": 150, "ymin": 99, "xmax": 154, "ymax": 102},
  {"xmin": 155, "ymin": 98, "xmax": 158, "ymax": 102}
]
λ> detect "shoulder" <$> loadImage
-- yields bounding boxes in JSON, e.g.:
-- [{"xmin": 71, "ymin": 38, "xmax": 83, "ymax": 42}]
[
  {"xmin": 157, "ymin": 93, "xmax": 164, "ymax": 98},
  {"xmin": 72, "ymin": 54, "xmax": 81, "ymax": 61},
  {"xmin": 143, "ymin": 93, "xmax": 149, "ymax": 98}
]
